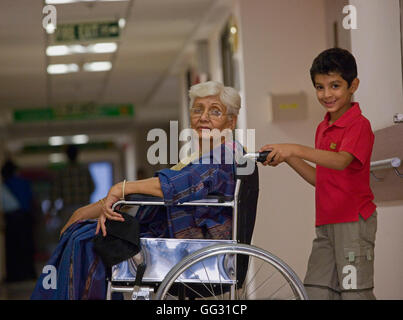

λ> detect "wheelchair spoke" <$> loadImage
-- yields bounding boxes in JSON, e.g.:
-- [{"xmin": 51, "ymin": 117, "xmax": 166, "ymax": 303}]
[
  {"xmin": 165, "ymin": 292, "xmax": 179, "ymax": 300},
  {"xmin": 268, "ymin": 281, "xmax": 288, "ymax": 300},
  {"xmin": 244, "ymin": 269, "xmax": 277, "ymax": 299},
  {"xmin": 241, "ymin": 260, "xmax": 265, "ymax": 299},
  {"xmin": 156, "ymin": 244, "xmax": 307, "ymax": 300},
  {"xmin": 238, "ymin": 253, "xmax": 252, "ymax": 299},
  {"xmin": 216, "ymin": 258, "xmax": 224, "ymax": 300},
  {"xmin": 176, "ymin": 280, "xmax": 208, "ymax": 300},
  {"xmin": 201, "ymin": 261, "xmax": 218, "ymax": 300},
  {"xmin": 185, "ymin": 265, "xmax": 216, "ymax": 298}
]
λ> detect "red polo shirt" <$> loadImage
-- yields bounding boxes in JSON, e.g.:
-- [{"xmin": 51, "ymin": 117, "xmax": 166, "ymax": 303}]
[{"xmin": 315, "ymin": 102, "xmax": 376, "ymax": 226}]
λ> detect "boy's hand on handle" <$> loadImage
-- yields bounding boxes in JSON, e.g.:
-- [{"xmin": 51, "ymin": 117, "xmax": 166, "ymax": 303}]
[{"xmin": 259, "ymin": 144, "xmax": 297, "ymax": 166}]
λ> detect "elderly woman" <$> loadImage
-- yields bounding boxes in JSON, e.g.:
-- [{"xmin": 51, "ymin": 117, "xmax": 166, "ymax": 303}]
[{"xmin": 31, "ymin": 81, "xmax": 242, "ymax": 300}]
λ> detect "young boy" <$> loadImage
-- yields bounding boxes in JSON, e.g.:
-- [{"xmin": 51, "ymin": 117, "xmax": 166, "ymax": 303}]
[{"xmin": 259, "ymin": 48, "xmax": 377, "ymax": 300}]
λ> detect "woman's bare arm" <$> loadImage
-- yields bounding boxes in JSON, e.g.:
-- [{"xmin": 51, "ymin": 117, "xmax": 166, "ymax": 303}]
[{"xmin": 60, "ymin": 201, "xmax": 103, "ymax": 236}]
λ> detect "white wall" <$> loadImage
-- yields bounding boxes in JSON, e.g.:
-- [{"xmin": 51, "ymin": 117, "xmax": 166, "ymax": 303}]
[
  {"xmin": 350, "ymin": 0, "xmax": 403, "ymax": 131},
  {"xmin": 236, "ymin": 0, "xmax": 403, "ymax": 299},
  {"xmin": 236, "ymin": 0, "xmax": 328, "ymax": 282},
  {"xmin": 324, "ymin": 0, "xmax": 351, "ymax": 50},
  {"xmin": 349, "ymin": 0, "xmax": 403, "ymax": 299}
]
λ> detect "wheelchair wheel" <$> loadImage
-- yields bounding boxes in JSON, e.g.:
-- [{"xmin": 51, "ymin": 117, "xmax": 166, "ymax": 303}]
[{"xmin": 155, "ymin": 243, "xmax": 308, "ymax": 300}]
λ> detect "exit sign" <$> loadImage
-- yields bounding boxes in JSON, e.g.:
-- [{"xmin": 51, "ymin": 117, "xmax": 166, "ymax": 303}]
[
  {"xmin": 13, "ymin": 103, "xmax": 134, "ymax": 123},
  {"xmin": 54, "ymin": 21, "xmax": 120, "ymax": 43}
]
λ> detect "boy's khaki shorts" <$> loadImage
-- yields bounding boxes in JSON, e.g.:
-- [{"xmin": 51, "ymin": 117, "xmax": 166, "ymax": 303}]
[{"xmin": 304, "ymin": 211, "xmax": 377, "ymax": 297}]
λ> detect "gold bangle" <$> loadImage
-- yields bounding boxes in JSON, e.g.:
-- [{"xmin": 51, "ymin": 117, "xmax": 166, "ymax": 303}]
[
  {"xmin": 98, "ymin": 198, "xmax": 105, "ymax": 208},
  {"xmin": 121, "ymin": 179, "xmax": 126, "ymax": 200}
]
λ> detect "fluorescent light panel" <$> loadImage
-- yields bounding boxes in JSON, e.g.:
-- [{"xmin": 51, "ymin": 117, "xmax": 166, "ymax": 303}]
[
  {"xmin": 119, "ymin": 18, "xmax": 126, "ymax": 28},
  {"xmin": 49, "ymin": 136, "xmax": 65, "ymax": 146},
  {"xmin": 49, "ymin": 135, "xmax": 89, "ymax": 146},
  {"xmin": 89, "ymin": 42, "xmax": 117, "ymax": 54},
  {"xmin": 46, "ymin": 0, "xmax": 129, "ymax": 4},
  {"xmin": 83, "ymin": 61, "xmax": 112, "ymax": 72},
  {"xmin": 47, "ymin": 43, "xmax": 117, "ymax": 56},
  {"xmin": 49, "ymin": 153, "xmax": 65, "ymax": 163},
  {"xmin": 72, "ymin": 134, "xmax": 89, "ymax": 144},
  {"xmin": 46, "ymin": 23, "xmax": 56, "ymax": 34},
  {"xmin": 47, "ymin": 63, "xmax": 79, "ymax": 74},
  {"xmin": 47, "ymin": 62, "xmax": 112, "ymax": 74}
]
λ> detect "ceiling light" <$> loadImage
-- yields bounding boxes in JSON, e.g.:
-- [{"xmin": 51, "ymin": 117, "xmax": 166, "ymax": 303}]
[
  {"xmin": 47, "ymin": 63, "xmax": 79, "ymax": 74},
  {"xmin": 68, "ymin": 44, "xmax": 87, "ymax": 54},
  {"xmin": 46, "ymin": 0, "xmax": 75, "ymax": 3},
  {"xmin": 72, "ymin": 134, "xmax": 89, "ymax": 144},
  {"xmin": 49, "ymin": 136, "xmax": 65, "ymax": 146},
  {"xmin": 88, "ymin": 42, "xmax": 117, "ymax": 54},
  {"xmin": 49, "ymin": 153, "xmax": 65, "ymax": 163},
  {"xmin": 46, "ymin": 43, "xmax": 116, "ymax": 56},
  {"xmin": 83, "ymin": 61, "xmax": 112, "ymax": 72},
  {"xmin": 46, "ymin": 23, "xmax": 56, "ymax": 34},
  {"xmin": 119, "ymin": 18, "xmax": 126, "ymax": 28},
  {"xmin": 46, "ymin": 0, "xmax": 129, "ymax": 4},
  {"xmin": 46, "ymin": 45, "xmax": 70, "ymax": 56}
]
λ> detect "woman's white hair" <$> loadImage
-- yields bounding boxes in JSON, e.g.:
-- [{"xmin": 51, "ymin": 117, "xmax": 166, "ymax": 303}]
[{"xmin": 188, "ymin": 81, "xmax": 241, "ymax": 115}]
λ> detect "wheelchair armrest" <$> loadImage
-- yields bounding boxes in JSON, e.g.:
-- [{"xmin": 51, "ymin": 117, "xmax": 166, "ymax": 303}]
[
  {"xmin": 203, "ymin": 193, "xmax": 231, "ymax": 203},
  {"xmin": 124, "ymin": 193, "xmax": 164, "ymax": 202},
  {"xmin": 123, "ymin": 193, "xmax": 231, "ymax": 204}
]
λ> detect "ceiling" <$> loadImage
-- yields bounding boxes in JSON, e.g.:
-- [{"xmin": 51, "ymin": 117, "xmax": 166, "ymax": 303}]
[{"xmin": 0, "ymin": 0, "xmax": 233, "ymax": 140}]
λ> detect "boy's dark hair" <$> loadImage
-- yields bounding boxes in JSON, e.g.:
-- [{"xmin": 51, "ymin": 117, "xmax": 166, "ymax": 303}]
[{"xmin": 310, "ymin": 48, "xmax": 357, "ymax": 87}]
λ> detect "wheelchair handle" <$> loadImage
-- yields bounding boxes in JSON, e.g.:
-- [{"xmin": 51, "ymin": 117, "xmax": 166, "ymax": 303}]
[{"xmin": 243, "ymin": 150, "xmax": 272, "ymax": 163}]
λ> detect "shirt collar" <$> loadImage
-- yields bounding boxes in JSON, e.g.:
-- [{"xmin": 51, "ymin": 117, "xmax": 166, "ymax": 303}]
[{"xmin": 324, "ymin": 102, "xmax": 361, "ymax": 128}]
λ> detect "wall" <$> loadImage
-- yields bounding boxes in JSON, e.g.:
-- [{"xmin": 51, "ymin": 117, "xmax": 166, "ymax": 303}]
[
  {"xmin": 350, "ymin": 0, "xmax": 402, "ymax": 131},
  {"xmin": 324, "ymin": 0, "xmax": 351, "ymax": 50},
  {"xmin": 236, "ymin": 0, "xmax": 328, "ymax": 282},
  {"xmin": 349, "ymin": 0, "xmax": 403, "ymax": 299},
  {"xmin": 236, "ymin": 0, "xmax": 403, "ymax": 299}
]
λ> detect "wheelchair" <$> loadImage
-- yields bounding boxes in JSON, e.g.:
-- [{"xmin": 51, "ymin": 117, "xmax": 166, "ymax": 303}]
[{"xmin": 106, "ymin": 152, "xmax": 308, "ymax": 300}]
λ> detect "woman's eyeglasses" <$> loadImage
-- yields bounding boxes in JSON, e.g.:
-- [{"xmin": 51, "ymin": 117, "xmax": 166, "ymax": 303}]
[{"xmin": 190, "ymin": 106, "xmax": 228, "ymax": 120}]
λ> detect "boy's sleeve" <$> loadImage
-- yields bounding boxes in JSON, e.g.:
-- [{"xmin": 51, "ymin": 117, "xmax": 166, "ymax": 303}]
[{"xmin": 339, "ymin": 120, "xmax": 374, "ymax": 167}]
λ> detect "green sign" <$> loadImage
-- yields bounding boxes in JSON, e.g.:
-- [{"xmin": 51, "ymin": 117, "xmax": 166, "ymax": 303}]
[
  {"xmin": 54, "ymin": 21, "xmax": 120, "ymax": 42},
  {"xmin": 13, "ymin": 103, "xmax": 134, "ymax": 123}
]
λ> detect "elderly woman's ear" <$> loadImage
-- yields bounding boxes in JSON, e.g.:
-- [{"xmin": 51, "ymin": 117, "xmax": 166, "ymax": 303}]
[{"xmin": 229, "ymin": 115, "xmax": 237, "ymax": 130}]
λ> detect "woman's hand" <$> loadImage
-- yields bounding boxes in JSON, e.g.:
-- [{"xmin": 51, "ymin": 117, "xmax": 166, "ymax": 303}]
[{"xmin": 95, "ymin": 183, "xmax": 125, "ymax": 237}]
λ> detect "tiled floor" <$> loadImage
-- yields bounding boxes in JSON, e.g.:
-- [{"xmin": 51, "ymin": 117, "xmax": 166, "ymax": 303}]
[
  {"xmin": 0, "ymin": 279, "xmax": 37, "ymax": 300},
  {"xmin": 0, "ymin": 262, "xmax": 45, "ymax": 300}
]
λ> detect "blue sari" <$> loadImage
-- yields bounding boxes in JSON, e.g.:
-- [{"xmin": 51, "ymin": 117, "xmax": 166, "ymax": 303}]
[{"xmin": 31, "ymin": 143, "xmax": 238, "ymax": 299}]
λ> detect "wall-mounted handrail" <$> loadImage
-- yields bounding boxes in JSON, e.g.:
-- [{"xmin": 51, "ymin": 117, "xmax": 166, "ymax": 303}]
[{"xmin": 370, "ymin": 157, "xmax": 403, "ymax": 180}]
